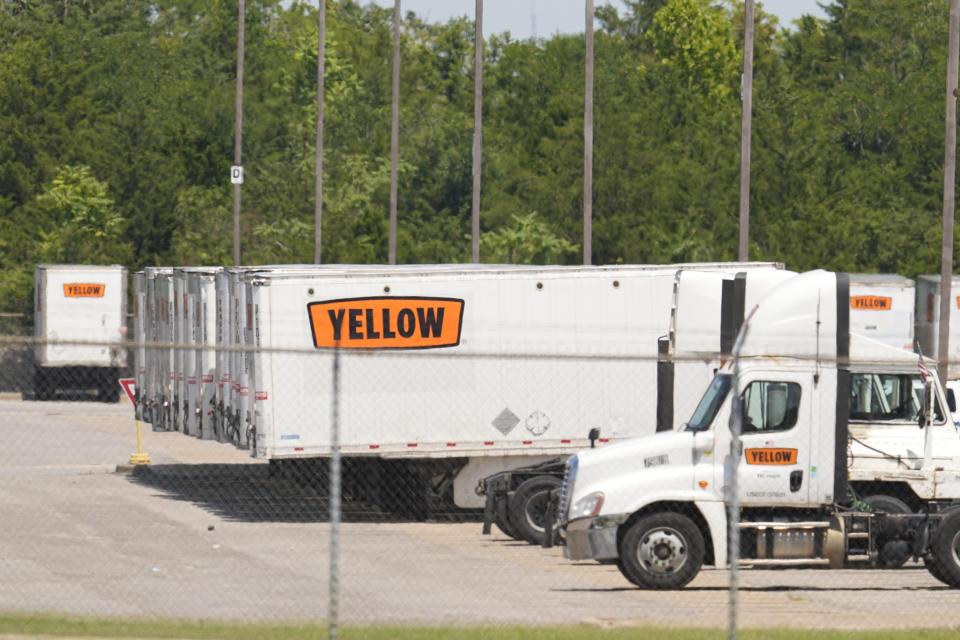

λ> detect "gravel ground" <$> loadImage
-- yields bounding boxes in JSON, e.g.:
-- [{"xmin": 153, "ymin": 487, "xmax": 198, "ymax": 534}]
[{"xmin": 1, "ymin": 397, "xmax": 958, "ymax": 630}]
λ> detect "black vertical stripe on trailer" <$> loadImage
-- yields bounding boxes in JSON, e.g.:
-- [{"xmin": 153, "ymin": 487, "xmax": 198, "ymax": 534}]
[
  {"xmin": 656, "ymin": 336, "xmax": 674, "ymax": 432},
  {"xmin": 720, "ymin": 273, "xmax": 748, "ymax": 356},
  {"xmin": 834, "ymin": 273, "xmax": 851, "ymax": 503},
  {"xmin": 836, "ymin": 272, "xmax": 850, "ymax": 362},
  {"xmin": 834, "ymin": 369, "xmax": 851, "ymax": 502}
]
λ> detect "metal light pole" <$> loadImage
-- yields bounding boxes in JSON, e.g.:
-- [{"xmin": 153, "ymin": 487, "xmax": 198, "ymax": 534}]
[
  {"xmin": 583, "ymin": 0, "xmax": 594, "ymax": 265},
  {"xmin": 389, "ymin": 1, "xmax": 400, "ymax": 265},
  {"xmin": 472, "ymin": 0, "xmax": 483, "ymax": 263},
  {"xmin": 315, "ymin": 0, "xmax": 327, "ymax": 264},
  {"xmin": 232, "ymin": 0, "xmax": 245, "ymax": 267},
  {"xmin": 737, "ymin": 0, "xmax": 754, "ymax": 263},
  {"xmin": 937, "ymin": 0, "xmax": 960, "ymax": 383}
]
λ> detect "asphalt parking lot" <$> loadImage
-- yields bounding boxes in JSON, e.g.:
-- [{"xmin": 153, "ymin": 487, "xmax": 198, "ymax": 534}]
[{"xmin": 1, "ymin": 397, "xmax": 958, "ymax": 630}]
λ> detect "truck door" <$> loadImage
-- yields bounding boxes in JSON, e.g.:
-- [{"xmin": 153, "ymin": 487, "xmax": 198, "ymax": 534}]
[{"xmin": 736, "ymin": 373, "xmax": 811, "ymax": 506}]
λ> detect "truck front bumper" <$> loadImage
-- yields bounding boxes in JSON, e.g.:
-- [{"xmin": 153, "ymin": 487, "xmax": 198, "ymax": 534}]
[{"xmin": 563, "ymin": 514, "xmax": 627, "ymax": 561}]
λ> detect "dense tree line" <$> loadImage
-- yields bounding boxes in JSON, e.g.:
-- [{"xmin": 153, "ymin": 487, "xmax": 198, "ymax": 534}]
[{"xmin": 0, "ymin": 0, "xmax": 957, "ymax": 317}]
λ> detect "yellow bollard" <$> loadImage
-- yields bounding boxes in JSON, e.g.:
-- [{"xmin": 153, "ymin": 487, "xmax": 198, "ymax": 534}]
[{"xmin": 129, "ymin": 419, "xmax": 151, "ymax": 465}]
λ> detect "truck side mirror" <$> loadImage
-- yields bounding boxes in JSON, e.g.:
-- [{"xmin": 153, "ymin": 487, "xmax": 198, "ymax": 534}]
[
  {"xmin": 588, "ymin": 428, "xmax": 600, "ymax": 448},
  {"xmin": 948, "ymin": 388, "xmax": 957, "ymax": 414}
]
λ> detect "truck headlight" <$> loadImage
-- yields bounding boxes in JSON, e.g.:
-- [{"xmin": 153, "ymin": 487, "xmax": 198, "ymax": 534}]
[{"xmin": 569, "ymin": 491, "xmax": 604, "ymax": 520}]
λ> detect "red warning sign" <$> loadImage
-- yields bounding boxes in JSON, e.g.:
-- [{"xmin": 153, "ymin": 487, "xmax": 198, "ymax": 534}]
[{"xmin": 119, "ymin": 378, "xmax": 136, "ymax": 406}]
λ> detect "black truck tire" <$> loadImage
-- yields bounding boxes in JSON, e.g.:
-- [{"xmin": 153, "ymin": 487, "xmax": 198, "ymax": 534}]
[
  {"xmin": 923, "ymin": 555, "xmax": 947, "ymax": 583},
  {"xmin": 927, "ymin": 508, "xmax": 960, "ymax": 587},
  {"xmin": 617, "ymin": 511, "xmax": 705, "ymax": 590},
  {"xmin": 508, "ymin": 475, "xmax": 562, "ymax": 545},
  {"xmin": 494, "ymin": 508, "xmax": 521, "ymax": 540},
  {"xmin": 863, "ymin": 494, "xmax": 912, "ymax": 569}
]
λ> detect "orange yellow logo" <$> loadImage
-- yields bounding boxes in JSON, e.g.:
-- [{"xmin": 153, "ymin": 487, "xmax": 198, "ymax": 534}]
[
  {"xmin": 850, "ymin": 296, "xmax": 891, "ymax": 310},
  {"xmin": 744, "ymin": 448, "xmax": 798, "ymax": 465},
  {"xmin": 308, "ymin": 297, "xmax": 464, "ymax": 349},
  {"xmin": 63, "ymin": 283, "xmax": 105, "ymax": 297}
]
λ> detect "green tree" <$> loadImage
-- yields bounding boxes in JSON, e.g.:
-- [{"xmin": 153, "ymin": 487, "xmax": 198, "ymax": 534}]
[
  {"xmin": 760, "ymin": 0, "xmax": 950, "ymax": 276},
  {"xmin": 587, "ymin": 1, "xmax": 743, "ymax": 264},
  {"xmin": 4, "ymin": 0, "xmax": 960, "ymax": 313},
  {"xmin": 482, "ymin": 33, "xmax": 587, "ymax": 260},
  {"xmin": 648, "ymin": 0, "xmax": 739, "ymax": 99},
  {"xmin": 480, "ymin": 212, "xmax": 580, "ymax": 264},
  {"xmin": 169, "ymin": 185, "xmax": 234, "ymax": 266},
  {"xmin": 33, "ymin": 165, "xmax": 132, "ymax": 264}
]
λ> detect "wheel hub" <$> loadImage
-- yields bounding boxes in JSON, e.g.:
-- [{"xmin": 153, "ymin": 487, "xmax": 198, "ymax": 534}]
[
  {"xmin": 638, "ymin": 528, "xmax": 687, "ymax": 574},
  {"xmin": 524, "ymin": 492, "xmax": 549, "ymax": 532}
]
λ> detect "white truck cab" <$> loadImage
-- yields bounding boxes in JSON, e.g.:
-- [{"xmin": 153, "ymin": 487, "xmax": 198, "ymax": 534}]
[{"xmin": 560, "ymin": 270, "xmax": 960, "ymax": 589}]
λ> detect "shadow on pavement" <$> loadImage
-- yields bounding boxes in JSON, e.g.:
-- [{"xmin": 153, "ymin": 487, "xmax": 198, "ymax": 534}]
[
  {"xmin": 126, "ymin": 462, "xmax": 399, "ymax": 523},
  {"xmin": 126, "ymin": 462, "xmax": 482, "ymax": 525}
]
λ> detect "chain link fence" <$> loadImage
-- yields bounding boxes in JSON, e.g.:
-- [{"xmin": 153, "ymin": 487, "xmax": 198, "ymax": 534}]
[
  {"xmin": 2, "ymin": 330, "xmax": 960, "ymax": 635},
  {"xmin": 4, "ymin": 265, "xmax": 960, "ymax": 636}
]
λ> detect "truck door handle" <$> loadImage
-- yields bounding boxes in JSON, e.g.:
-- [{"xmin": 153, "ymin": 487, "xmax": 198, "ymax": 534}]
[{"xmin": 790, "ymin": 470, "xmax": 803, "ymax": 492}]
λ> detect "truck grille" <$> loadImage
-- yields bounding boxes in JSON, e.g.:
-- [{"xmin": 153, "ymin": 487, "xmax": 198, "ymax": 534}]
[{"xmin": 558, "ymin": 454, "xmax": 577, "ymax": 524}]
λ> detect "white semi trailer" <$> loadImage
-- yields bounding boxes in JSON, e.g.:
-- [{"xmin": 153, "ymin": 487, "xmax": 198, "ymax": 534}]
[
  {"xmin": 141, "ymin": 267, "xmax": 174, "ymax": 428},
  {"xmin": 33, "ymin": 264, "xmax": 127, "ymax": 402},
  {"xmin": 140, "ymin": 265, "xmax": 331, "ymax": 437},
  {"xmin": 133, "ymin": 262, "xmax": 789, "ymax": 519},
  {"xmin": 915, "ymin": 274, "xmax": 959, "ymax": 371},
  {"xmin": 559, "ymin": 270, "xmax": 960, "ymax": 589},
  {"xmin": 241, "ymin": 263, "xmax": 786, "ymax": 518},
  {"xmin": 848, "ymin": 273, "xmax": 915, "ymax": 351},
  {"xmin": 133, "ymin": 270, "xmax": 146, "ymax": 418},
  {"xmin": 173, "ymin": 267, "xmax": 221, "ymax": 439}
]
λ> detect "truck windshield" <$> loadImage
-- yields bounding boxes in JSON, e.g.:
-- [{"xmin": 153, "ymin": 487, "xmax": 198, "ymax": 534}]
[{"xmin": 685, "ymin": 374, "xmax": 732, "ymax": 432}]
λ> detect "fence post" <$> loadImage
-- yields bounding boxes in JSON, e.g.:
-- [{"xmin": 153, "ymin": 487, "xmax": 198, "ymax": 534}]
[
  {"xmin": 329, "ymin": 346, "xmax": 341, "ymax": 639},
  {"xmin": 728, "ymin": 334, "xmax": 746, "ymax": 639}
]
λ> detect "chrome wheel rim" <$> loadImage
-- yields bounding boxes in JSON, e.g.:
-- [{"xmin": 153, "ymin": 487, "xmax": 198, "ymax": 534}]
[{"xmin": 637, "ymin": 527, "xmax": 687, "ymax": 575}]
